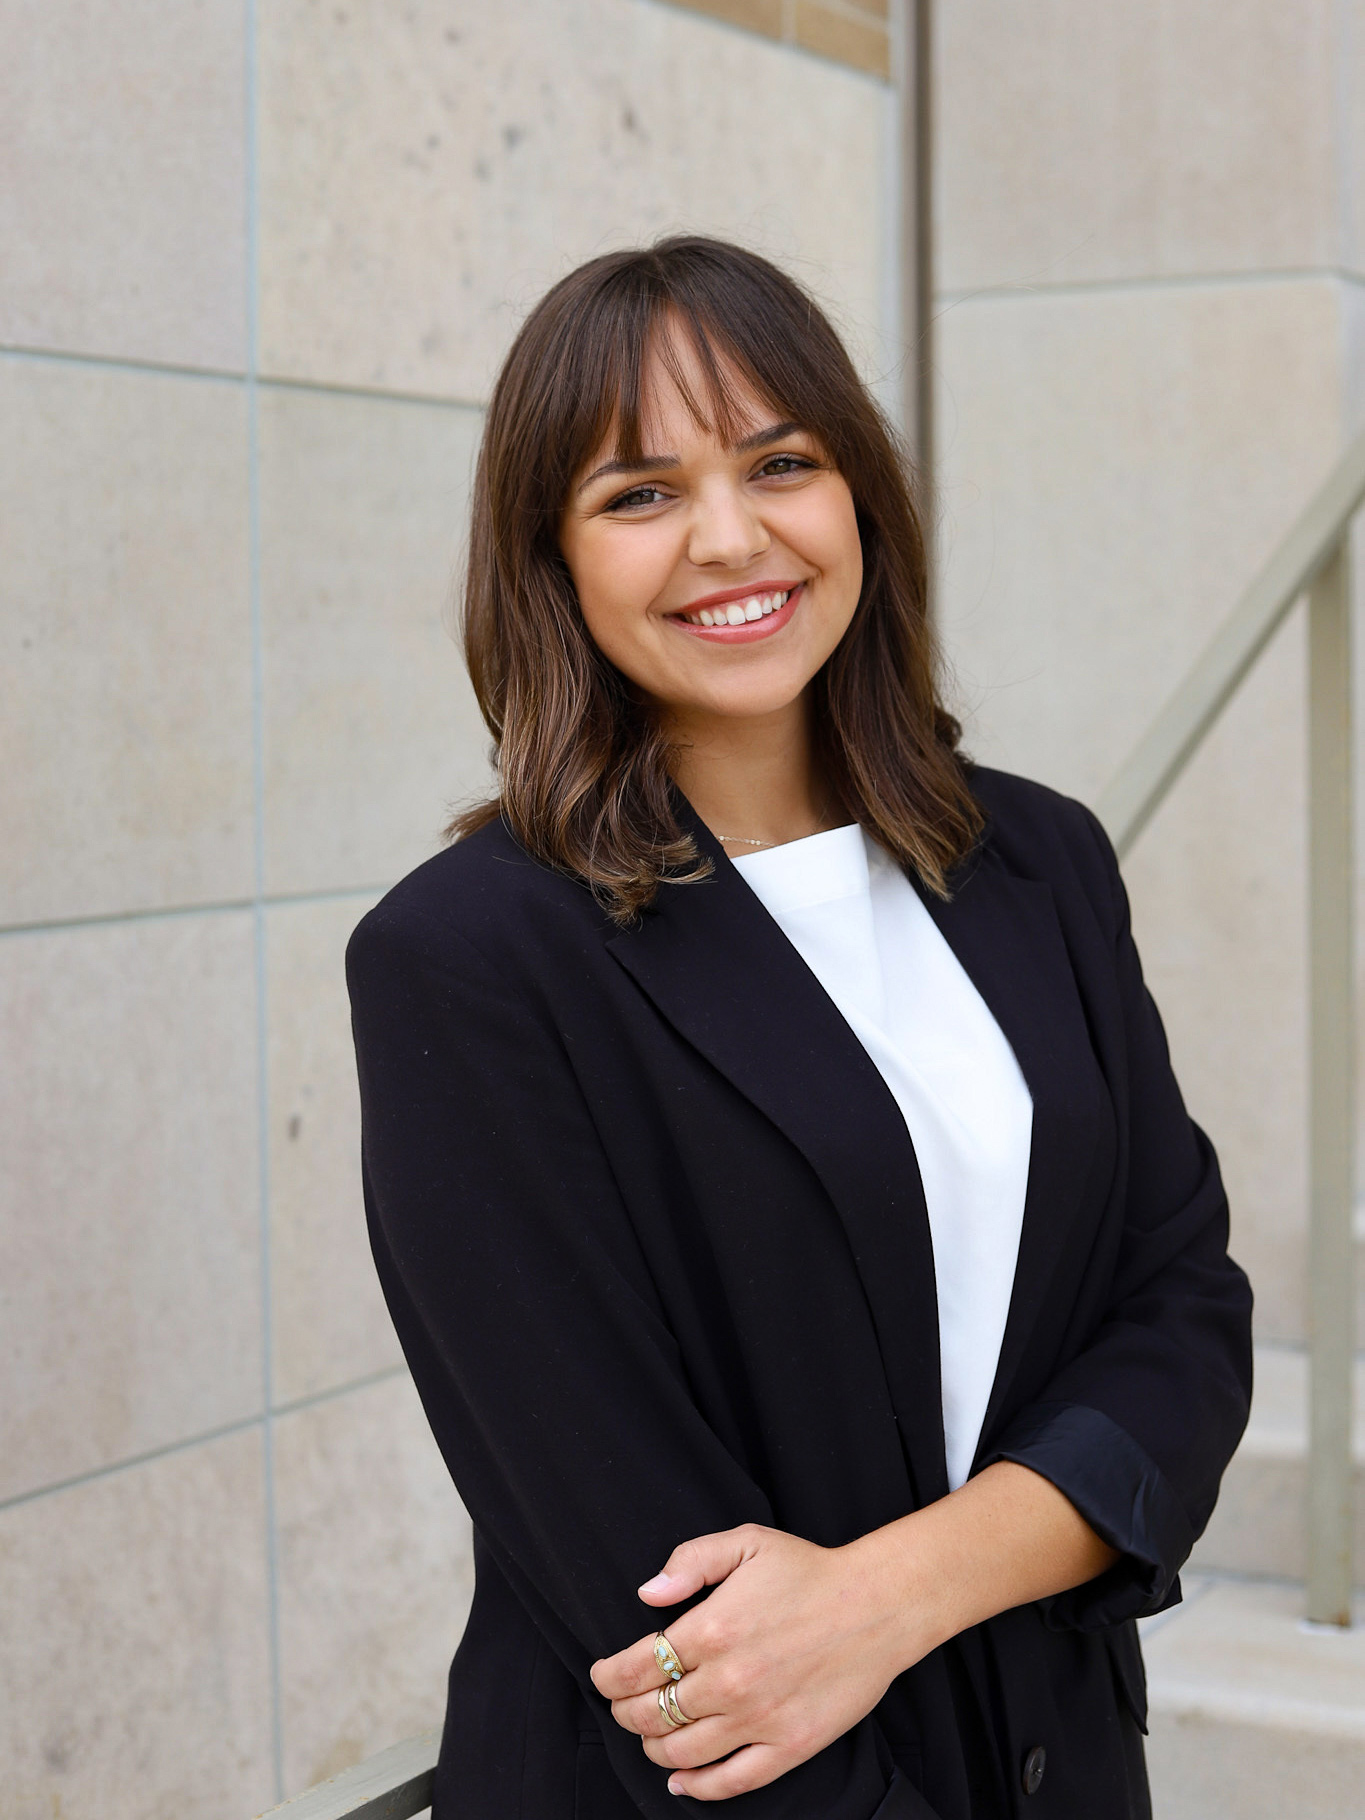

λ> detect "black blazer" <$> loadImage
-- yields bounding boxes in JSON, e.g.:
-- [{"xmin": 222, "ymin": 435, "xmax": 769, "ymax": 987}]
[{"xmin": 347, "ymin": 766, "xmax": 1253, "ymax": 1820}]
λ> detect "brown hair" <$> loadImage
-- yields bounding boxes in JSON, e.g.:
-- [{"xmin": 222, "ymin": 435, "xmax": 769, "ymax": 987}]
[{"xmin": 449, "ymin": 235, "xmax": 982, "ymax": 922}]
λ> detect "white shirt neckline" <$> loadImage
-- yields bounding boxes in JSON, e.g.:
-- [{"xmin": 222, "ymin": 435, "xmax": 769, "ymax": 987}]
[
  {"xmin": 728, "ymin": 822, "xmax": 866, "ymax": 912},
  {"xmin": 732, "ymin": 822, "xmax": 1034, "ymax": 1492}
]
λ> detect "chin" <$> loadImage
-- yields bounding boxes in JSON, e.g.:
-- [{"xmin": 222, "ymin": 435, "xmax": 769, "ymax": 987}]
[{"xmin": 700, "ymin": 680, "xmax": 810, "ymax": 720}]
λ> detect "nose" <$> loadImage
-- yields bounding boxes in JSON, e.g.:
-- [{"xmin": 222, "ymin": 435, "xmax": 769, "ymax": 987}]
[{"xmin": 685, "ymin": 477, "xmax": 770, "ymax": 570}]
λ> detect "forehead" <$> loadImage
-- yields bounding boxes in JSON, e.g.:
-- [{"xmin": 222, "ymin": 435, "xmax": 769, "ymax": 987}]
[{"xmin": 592, "ymin": 330, "xmax": 782, "ymax": 471}]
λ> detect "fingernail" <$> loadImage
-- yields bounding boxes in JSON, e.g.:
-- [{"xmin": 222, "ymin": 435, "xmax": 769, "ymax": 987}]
[
  {"xmin": 639, "ymin": 1572, "xmax": 675, "ymax": 1596},
  {"xmin": 667, "ymin": 1776, "xmax": 683, "ymax": 1796}
]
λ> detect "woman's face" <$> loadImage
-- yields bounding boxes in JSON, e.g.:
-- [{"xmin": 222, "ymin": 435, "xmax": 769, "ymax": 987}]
[{"xmin": 559, "ymin": 335, "xmax": 863, "ymax": 729}]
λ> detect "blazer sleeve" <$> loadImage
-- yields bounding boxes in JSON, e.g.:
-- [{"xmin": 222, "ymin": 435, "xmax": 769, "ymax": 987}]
[
  {"xmin": 346, "ymin": 900, "xmax": 937, "ymax": 1820},
  {"xmin": 984, "ymin": 802, "xmax": 1254, "ymax": 1630}
]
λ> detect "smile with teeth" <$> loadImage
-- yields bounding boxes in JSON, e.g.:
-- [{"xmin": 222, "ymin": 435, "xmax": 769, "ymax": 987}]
[{"xmin": 678, "ymin": 589, "xmax": 791, "ymax": 628}]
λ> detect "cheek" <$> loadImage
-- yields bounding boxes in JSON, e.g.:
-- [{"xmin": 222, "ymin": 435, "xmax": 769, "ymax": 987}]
[
  {"xmin": 825, "ymin": 491, "xmax": 864, "ymax": 584},
  {"xmin": 784, "ymin": 487, "xmax": 862, "ymax": 610},
  {"xmin": 565, "ymin": 530, "xmax": 671, "ymax": 671}
]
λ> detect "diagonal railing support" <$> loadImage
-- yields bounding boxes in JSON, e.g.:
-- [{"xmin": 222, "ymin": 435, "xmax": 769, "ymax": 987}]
[
  {"xmin": 1098, "ymin": 430, "xmax": 1365, "ymax": 861},
  {"xmin": 1306, "ymin": 540, "xmax": 1357, "ymax": 1627},
  {"xmin": 1096, "ymin": 434, "xmax": 1365, "ymax": 1627}
]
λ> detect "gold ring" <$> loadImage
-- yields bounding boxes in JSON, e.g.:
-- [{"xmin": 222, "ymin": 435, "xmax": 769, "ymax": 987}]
[
  {"xmin": 664, "ymin": 1681, "xmax": 693, "ymax": 1727},
  {"xmin": 653, "ymin": 1632, "xmax": 685, "ymax": 1682},
  {"xmin": 658, "ymin": 1684, "xmax": 686, "ymax": 1729}
]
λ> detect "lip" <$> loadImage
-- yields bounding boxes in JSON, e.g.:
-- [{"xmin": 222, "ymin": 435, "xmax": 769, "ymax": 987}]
[{"xmin": 665, "ymin": 581, "xmax": 805, "ymax": 645}]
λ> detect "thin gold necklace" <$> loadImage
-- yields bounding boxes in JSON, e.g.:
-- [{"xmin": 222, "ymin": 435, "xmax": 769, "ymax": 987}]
[{"xmin": 716, "ymin": 797, "xmax": 842, "ymax": 852}]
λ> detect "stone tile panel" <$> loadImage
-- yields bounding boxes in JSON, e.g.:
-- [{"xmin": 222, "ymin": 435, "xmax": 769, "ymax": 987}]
[
  {"xmin": 935, "ymin": 280, "xmax": 1342, "ymax": 800},
  {"xmin": 0, "ymin": 0, "xmax": 247, "ymax": 369},
  {"xmin": 258, "ymin": 385, "xmax": 488, "ymax": 897},
  {"xmin": 0, "ymin": 358, "xmax": 254, "ymax": 926},
  {"xmin": 937, "ymin": 0, "xmax": 1337, "ymax": 292},
  {"xmin": 0, "ymin": 911, "xmax": 261, "ymax": 1501},
  {"xmin": 257, "ymin": 0, "xmax": 888, "ymax": 399},
  {"xmin": 0, "ymin": 1430, "xmax": 274, "ymax": 1820},
  {"xmin": 267, "ymin": 893, "xmax": 404, "ymax": 1405},
  {"xmin": 274, "ymin": 1374, "xmax": 474, "ymax": 1797}
]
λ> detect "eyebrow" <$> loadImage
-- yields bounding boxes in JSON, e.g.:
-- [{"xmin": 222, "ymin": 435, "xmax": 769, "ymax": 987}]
[{"xmin": 576, "ymin": 420, "xmax": 805, "ymax": 494}]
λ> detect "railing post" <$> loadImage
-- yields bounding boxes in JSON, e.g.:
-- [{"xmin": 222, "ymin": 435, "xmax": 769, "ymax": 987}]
[{"xmin": 1306, "ymin": 535, "xmax": 1357, "ymax": 1626}]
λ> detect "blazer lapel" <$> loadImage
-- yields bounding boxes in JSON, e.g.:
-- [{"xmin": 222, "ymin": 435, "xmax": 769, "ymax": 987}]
[
  {"xmin": 607, "ymin": 809, "xmax": 950, "ymax": 1508},
  {"xmin": 912, "ymin": 845, "xmax": 1108, "ymax": 1457}
]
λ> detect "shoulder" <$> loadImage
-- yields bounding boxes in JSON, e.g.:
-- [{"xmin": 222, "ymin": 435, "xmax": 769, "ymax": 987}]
[
  {"xmin": 346, "ymin": 814, "xmax": 612, "ymax": 992},
  {"xmin": 964, "ymin": 763, "xmax": 1122, "ymax": 926}
]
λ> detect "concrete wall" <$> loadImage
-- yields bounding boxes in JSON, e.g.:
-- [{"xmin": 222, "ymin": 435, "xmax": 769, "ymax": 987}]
[
  {"xmin": 0, "ymin": 5, "xmax": 891, "ymax": 1816},
  {"xmin": 933, "ymin": 0, "xmax": 1365, "ymax": 1348}
]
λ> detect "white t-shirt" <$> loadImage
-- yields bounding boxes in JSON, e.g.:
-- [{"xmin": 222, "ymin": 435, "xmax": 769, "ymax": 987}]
[{"xmin": 732, "ymin": 823, "xmax": 1033, "ymax": 1492}]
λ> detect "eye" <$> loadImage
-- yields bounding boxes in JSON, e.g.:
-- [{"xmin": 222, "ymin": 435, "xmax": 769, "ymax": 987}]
[
  {"xmin": 603, "ymin": 483, "xmax": 670, "ymax": 513},
  {"xmin": 755, "ymin": 453, "xmax": 817, "ymax": 479}
]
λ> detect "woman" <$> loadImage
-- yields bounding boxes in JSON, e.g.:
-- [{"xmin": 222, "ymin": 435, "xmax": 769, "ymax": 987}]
[{"xmin": 347, "ymin": 237, "xmax": 1252, "ymax": 1819}]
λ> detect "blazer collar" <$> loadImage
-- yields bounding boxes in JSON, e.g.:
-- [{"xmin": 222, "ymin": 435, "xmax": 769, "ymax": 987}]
[
  {"xmin": 605, "ymin": 795, "xmax": 1107, "ymax": 1499},
  {"xmin": 910, "ymin": 837, "xmax": 1108, "ymax": 1456},
  {"xmin": 606, "ymin": 801, "xmax": 950, "ymax": 1509}
]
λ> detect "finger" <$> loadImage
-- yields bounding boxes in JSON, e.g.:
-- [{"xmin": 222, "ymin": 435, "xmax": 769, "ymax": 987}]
[
  {"xmin": 610, "ymin": 1675, "xmax": 716, "ymax": 1737},
  {"xmin": 590, "ymin": 1631, "xmax": 672, "ymax": 1702},
  {"xmin": 663, "ymin": 1742, "xmax": 790, "ymax": 1801},
  {"xmin": 637, "ymin": 1525, "xmax": 762, "ymax": 1607},
  {"xmin": 641, "ymin": 1715, "xmax": 740, "ymax": 1774}
]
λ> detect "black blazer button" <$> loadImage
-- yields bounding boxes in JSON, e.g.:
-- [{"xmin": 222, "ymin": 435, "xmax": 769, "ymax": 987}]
[{"xmin": 1021, "ymin": 1745, "xmax": 1047, "ymax": 1795}]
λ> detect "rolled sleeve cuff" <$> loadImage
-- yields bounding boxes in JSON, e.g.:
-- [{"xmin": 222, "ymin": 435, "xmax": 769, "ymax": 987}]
[{"xmin": 985, "ymin": 1402, "xmax": 1196, "ymax": 1630}]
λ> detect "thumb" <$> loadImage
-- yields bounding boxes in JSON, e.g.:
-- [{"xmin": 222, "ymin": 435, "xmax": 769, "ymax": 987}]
[{"xmin": 638, "ymin": 1525, "xmax": 759, "ymax": 1606}]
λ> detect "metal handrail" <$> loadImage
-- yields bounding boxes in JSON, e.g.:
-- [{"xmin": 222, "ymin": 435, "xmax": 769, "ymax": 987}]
[
  {"xmin": 1096, "ymin": 427, "xmax": 1365, "ymax": 1628},
  {"xmin": 253, "ymin": 1730, "xmax": 438, "ymax": 1820}
]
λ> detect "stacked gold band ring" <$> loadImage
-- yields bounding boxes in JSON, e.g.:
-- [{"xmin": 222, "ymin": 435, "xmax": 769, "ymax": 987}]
[{"xmin": 657, "ymin": 1681, "xmax": 693, "ymax": 1728}]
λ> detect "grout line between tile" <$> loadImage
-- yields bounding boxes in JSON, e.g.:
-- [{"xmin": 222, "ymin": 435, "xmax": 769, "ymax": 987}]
[
  {"xmin": 1333, "ymin": 0, "xmax": 1358, "ymax": 278},
  {"xmin": 0, "ymin": 341, "xmax": 247, "ymax": 383},
  {"xmin": 244, "ymin": 4, "xmax": 286, "ymax": 1800},
  {"xmin": 0, "ymin": 340, "xmax": 487, "ymax": 415},
  {"xmin": 0, "ymin": 1411, "xmax": 269, "ymax": 1514},
  {"xmin": 271, "ymin": 1364, "xmax": 411, "ymax": 1423},
  {"xmin": 0, "ymin": 1367, "xmax": 413, "ymax": 1518},
  {"xmin": 935, "ymin": 264, "xmax": 1365, "ymax": 310},
  {"xmin": 256, "ymin": 371, "xmax": 488, "ymax": 413},
  {"xmin": 0, "ymin": 882, "xmax": 393, "ymax": 940},
  {"xmin": 872, "ymin": 2, "xmax": 904, "ymax": 437}
]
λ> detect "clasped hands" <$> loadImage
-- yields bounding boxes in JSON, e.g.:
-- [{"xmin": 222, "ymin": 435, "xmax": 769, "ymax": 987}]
[
  {"xmin": 588, "ymin": 1464, "xmax": 1119, "ymax": 1801},
  {"xmin": 589, "ymin": 1521, "xmax": 938, "ymax": 1802}
]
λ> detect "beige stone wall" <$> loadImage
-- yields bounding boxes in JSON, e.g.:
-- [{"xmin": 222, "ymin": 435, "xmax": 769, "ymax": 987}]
[
  {"xmin": 933, "ymin": 0, "xmax": 1365, "ymax": 1348},
  {"xmin": 0, "ymin": 4, "xmax": 891, "ymax": 1816}
]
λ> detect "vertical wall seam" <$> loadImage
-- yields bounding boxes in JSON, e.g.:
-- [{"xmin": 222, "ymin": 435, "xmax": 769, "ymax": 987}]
[
  {"xmin": 244, "ymin": 0, "xmax": 286, "ymax": 1801},
  {"xmin": 1332, "ymin": 0, "xmax": 1364, "ymax": 453},
  {"xmin": 1333, "ymin": 0, "xmax": 1356, "ymax": 289},
  {"xmin": 876, "ymin": 2, "xmax": 903, "ymax": 435}
]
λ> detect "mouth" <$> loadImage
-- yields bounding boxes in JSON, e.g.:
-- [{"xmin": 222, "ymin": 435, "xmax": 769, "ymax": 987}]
[{"xmin": 666, "ymin": 583, "xmax": 804, "ymax": 644}]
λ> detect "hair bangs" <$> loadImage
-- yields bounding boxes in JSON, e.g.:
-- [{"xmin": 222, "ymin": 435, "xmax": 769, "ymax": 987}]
[{"xmin": 583, "ymin": 296, "xmax": 784, "ymax": 476}]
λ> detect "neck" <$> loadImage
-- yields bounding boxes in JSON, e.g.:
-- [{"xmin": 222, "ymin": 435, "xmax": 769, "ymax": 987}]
[{"xmin": 664, "ymin": 693, "xmax": 840, "ymax": 850}]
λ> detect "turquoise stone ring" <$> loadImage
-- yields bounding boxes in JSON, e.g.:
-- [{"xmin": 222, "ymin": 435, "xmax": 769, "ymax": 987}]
[{"xmin": 653, "ymin": 1632, "xmax": 685, "ymax": 1681}]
